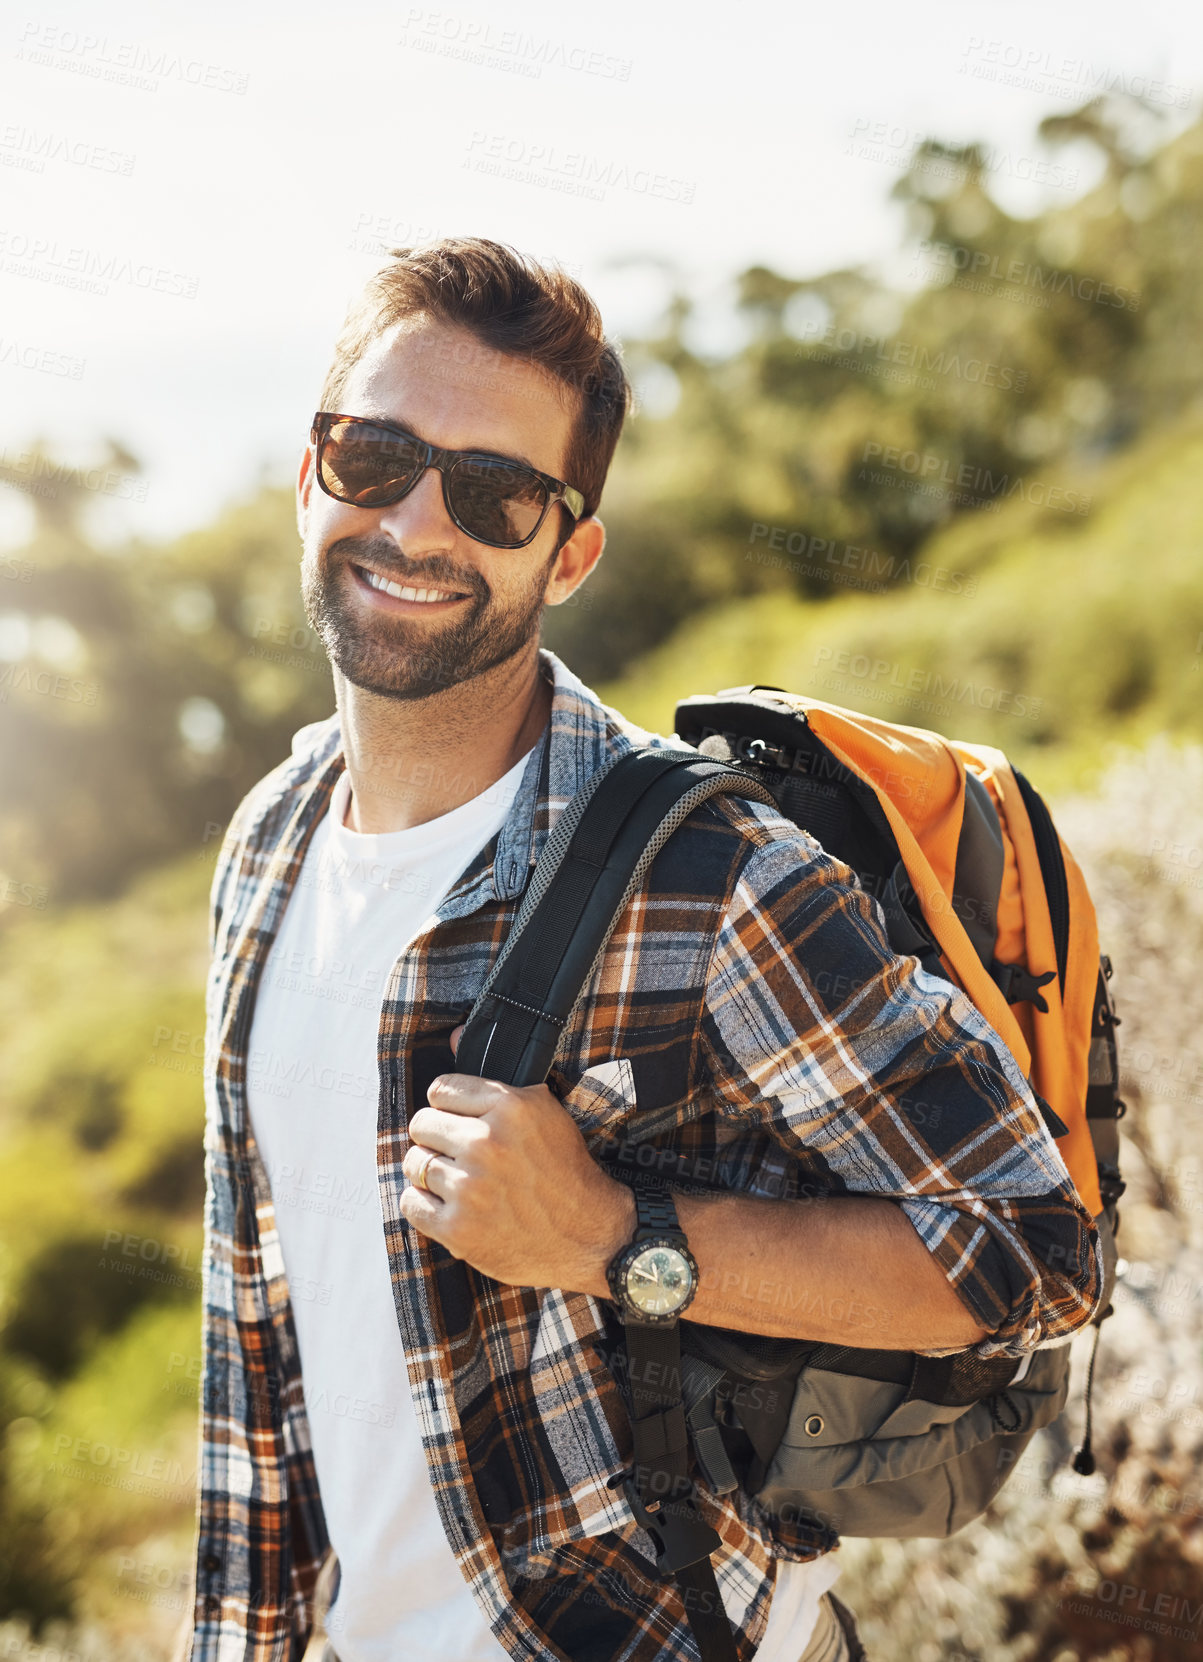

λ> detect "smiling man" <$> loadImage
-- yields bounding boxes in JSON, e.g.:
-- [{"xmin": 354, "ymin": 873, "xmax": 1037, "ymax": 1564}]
[{"xmin": 185, "ymin": 239, "xmax": 1102, "ymax": 1662}]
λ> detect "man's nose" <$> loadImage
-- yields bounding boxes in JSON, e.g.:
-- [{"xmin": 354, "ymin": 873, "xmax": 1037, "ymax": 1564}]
[{"xmin": 375, "ymin": 464, "xmax": 456, "ymax": 549}]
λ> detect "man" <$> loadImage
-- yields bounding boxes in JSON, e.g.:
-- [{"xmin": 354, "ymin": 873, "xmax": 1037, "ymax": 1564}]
[{"xmin": 184, "ymin": 238, "xmax": 1102, "ymax": 1662}]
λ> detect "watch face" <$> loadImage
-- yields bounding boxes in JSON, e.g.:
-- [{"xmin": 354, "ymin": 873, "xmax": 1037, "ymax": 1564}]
[{"xmin": 625, "ymin": 1243, "xmax": 695, "ymax": 1318}]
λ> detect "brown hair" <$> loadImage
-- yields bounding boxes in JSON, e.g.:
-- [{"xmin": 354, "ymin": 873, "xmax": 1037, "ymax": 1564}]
[{"xmin": 318, "ymin": 238, "xmax": 631, "ymax": 521}]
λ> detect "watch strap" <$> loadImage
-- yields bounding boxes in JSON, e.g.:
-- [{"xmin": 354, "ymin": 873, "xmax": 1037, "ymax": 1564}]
[{"xmin": 633, "ymin": 1179, "xmax": 684, "ymax": 1243}]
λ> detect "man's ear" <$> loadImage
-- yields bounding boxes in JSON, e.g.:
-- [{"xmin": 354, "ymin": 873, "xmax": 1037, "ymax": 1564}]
[
  {"xmin": 545, "ymin": 515, "xmax": 605, "ymax": 608},
  {"xmin": 296, "ymin": 444, "xmax": 315, "ymax": 542}
]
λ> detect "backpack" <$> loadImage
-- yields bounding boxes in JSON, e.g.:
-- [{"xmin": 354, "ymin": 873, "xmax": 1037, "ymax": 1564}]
[{"xmin": 456, "ymin": 684, "xmax": 1125, "ymax": 1662}]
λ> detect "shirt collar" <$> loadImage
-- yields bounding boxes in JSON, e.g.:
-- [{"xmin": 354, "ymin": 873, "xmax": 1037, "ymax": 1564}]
[{"xmin": 486, "ymin": 646, "xmax": 643, "ymax": 903}]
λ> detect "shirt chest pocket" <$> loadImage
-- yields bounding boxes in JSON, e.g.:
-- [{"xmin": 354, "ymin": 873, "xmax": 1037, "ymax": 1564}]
[{"xmin": 557, "ymin": 1057, "xmax": 638, "ymax": 1140}]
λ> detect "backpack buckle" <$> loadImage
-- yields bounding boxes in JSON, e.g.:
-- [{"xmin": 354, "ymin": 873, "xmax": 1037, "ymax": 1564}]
[
  {"xmin": 621, "ymin": 1475, "xmax": 723, "ymax": 1576},
  {"xmin": 1098, "ymin": 1160, "xmax": 1127, "ymax": 1207},
  {"xmin": 993, "ymin": 961, "xmax": 1057, "ymax": 1013}
]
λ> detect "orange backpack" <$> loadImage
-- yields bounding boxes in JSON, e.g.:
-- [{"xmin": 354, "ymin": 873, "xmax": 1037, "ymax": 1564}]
[{"xmin": 675, "ymin": 685, "xmax": 1125, "ymax": 1237}]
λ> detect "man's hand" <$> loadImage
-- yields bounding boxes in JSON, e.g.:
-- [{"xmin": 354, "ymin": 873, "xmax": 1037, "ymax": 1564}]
[
  {"xmin": 401, "ymin": 1033, "xmax": 992, "ymax": 1350},
  {"xmin": 399, "ymin": 1028, "xmax": 636, "ymax": 1292}
]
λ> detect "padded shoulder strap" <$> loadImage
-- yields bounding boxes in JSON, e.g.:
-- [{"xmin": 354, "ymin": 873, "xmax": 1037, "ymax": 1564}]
[{"xmin": 455, "ymin": 747, "xmax": 778, "ymax": 1088}]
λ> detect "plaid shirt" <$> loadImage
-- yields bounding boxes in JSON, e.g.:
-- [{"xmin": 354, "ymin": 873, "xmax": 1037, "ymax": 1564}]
[{"xmin": 188, "ymin": 648, "xmax": 1102, "ymax": 1661}]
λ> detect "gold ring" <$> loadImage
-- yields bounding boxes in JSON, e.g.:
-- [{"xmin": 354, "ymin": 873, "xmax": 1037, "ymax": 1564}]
[{"xmin": 413, "ymin": 1149, "xmax": 438, "ymax": 1194}]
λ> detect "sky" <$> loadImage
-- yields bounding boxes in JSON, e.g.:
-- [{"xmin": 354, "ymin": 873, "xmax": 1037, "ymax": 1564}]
[{"xmin": 0, "ymin": 0, "xmax": 1197, "ymax": 547}]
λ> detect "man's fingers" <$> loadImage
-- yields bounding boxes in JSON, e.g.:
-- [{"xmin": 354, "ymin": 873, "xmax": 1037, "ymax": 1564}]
[
  {"xmin": 407, "ymin": 1105, "xmax": 473, "ymax": 1153},
  {"xmin": 399, "ymin": 1175, "xmax": 447, "ymax": 1236},
  {"xmin": 402, "ymin": 1143, "xmax": 452, "ymax": 1194},
  {"xmin": 427, "ymin": 1071, "xmax": 508, "ymax": 1115}
]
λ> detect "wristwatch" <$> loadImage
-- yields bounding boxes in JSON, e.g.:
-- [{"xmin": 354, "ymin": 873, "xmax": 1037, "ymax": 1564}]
[{"xmin": 605, "ymin": 1180, "xmax": 698, "ymax": 1324}]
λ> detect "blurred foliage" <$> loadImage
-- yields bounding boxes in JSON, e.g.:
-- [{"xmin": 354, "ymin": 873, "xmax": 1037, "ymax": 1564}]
[
  {"xmin": 2, "ymin": 93, "xmax": 1203, "ymax": 1651},
  {"xmin": 1, "ymin": 1301, "xmax": 201, "ymax": 1638},
  {"xmin": 4, "ymin": 95, "xmax": 1203, "ymax": 906},
  {"xmin": 599, "ymin": 408, "xmax": 1203, "ymax": 796},
  {"xmin": 550, "ymin": 93, "xmax": 1203, "ymax": 683},
  {"xmin": 0, "ymin": 851, "xmax": 208, "ymax": 1630},
  {"xmin": 0, "ymin": 478, "xmax": 333, "ymax": 904}
]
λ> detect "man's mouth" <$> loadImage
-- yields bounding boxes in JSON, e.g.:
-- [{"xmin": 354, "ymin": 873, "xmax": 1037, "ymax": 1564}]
[{"xmin": 351, "ymin": 562, "xmax": 471, "ymax": 607}]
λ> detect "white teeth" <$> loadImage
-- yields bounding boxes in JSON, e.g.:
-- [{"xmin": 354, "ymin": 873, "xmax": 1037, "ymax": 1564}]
[{"xmin": 362, "ymin": 569, "xmax": 457, "ymax": 603}]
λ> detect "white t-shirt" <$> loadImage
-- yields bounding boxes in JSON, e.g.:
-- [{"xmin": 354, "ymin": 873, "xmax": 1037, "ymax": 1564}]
[{"xmin": 246, "ymin": 748, "xmax": 837, "ymax": 1662}]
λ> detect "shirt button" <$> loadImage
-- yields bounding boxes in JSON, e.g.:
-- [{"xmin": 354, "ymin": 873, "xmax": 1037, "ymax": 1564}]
[
  {"xmin": 205, "ymin": 1594, "xmax": 221, "ymax": 1614},
  {"xmin": 203, "ymin": 1552, "xmax": 222, "ymax": 1573}
]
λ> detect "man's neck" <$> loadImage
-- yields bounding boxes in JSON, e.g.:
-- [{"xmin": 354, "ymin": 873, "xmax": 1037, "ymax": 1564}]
[{"xmin": 334, "ymin": 646, "xmax": 551, "ymax": 834}]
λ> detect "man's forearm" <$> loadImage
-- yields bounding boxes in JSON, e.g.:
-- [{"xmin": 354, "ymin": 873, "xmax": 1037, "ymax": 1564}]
[{"xmin": 583, "ymin": 1184, "xmax": 992, "ymax": 1352}]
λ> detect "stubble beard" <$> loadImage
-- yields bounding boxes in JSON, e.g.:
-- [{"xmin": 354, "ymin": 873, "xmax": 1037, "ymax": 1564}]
[{"xmin": 301, "ymin": 534, "xmax": 557, "ymax": 701}]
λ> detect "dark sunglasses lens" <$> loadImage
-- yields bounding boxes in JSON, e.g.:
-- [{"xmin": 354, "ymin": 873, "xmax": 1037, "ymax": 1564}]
[
  {"xmin": 320, "ymin": 421, "xmax": 424, "ymax": 506},
  {"xmin": 448, "ymin": 456, "xmax": 549, "ymax": 547}
]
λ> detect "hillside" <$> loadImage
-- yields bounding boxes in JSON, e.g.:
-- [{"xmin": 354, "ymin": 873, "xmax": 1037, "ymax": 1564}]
[{"xmin": 597, "ymin": 409, "xmax": 1203, "ymax": 796}]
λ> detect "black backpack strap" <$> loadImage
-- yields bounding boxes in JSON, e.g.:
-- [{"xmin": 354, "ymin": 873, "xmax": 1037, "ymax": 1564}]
[
  {"xmin": 1011, "ymin": 768, "xmax": 1070, "ymax": 994},
  {"xmin": 455, "ymin": 747, "xmax": 778, "ymax": 1087},
  {"xmin": 455, "ymin": 746, "xmax": 777, "ymax": 1662},
  {"xmin": 619, "ymin": 1319, "xmax": 739, "ymax": 1662}
]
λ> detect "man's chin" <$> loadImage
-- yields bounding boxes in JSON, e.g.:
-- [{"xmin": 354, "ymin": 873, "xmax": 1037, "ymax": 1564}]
[
  {"xmin": 325, "ymin": 626, "xmax": 533, "ymax": 703},
  {"xmin": 328, "ymin": 645, "xmax": 463, "ymax": 703},
  {"xmin": 314, "ymin": 591, "xmax": 480, "ymax": 700}
]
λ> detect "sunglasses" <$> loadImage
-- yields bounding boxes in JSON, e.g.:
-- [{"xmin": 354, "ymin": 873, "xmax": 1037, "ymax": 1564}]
[{"xmin": 310, "ymin": 411, "xmax": 586, "ymax": 550}]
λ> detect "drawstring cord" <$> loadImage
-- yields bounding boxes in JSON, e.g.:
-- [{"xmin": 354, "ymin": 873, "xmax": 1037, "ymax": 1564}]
[{"xmin": 1072, "ymin": 1315, "xmax": 1107, "ymax": 1476}]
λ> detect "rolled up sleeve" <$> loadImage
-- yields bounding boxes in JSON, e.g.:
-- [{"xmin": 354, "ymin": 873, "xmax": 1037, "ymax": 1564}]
[{"xmin": 700, "ymin": 828, "xmax": 1104, "ymax": 1359}]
